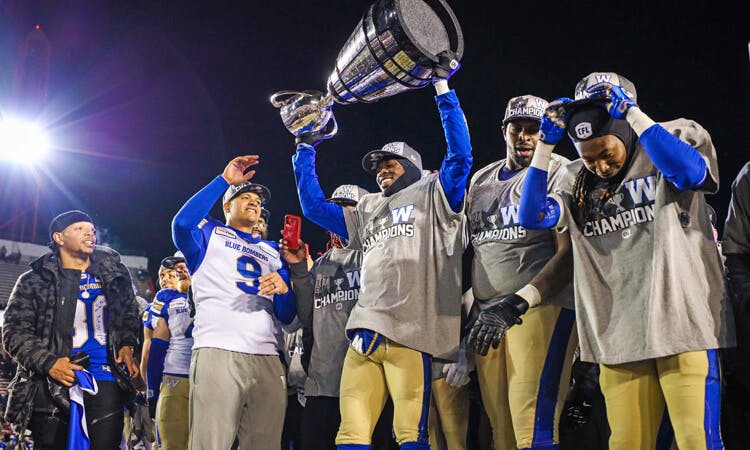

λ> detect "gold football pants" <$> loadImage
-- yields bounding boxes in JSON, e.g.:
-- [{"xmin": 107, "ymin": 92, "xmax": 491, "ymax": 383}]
[
  {"xmin": 336, "ymin": 338, "xmax": 430, "ymax": 447},
  {"xmin": 599, "ymin": 350, "xmax": 723, "ymax": 450},
  {"xmin": 156, "ymin": 374, "xmax": 189, "ymax": 450},
  {"xmin": 475, "ymin": 305, "xmax": 576, "ymax": 449},
  {"xmin": 429, "ymin": 377, "xmax": 469, "ymax": 450}
]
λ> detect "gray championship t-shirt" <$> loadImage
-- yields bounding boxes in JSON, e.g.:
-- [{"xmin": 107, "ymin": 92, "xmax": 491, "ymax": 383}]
[
  {"xmin": 467, "ymin": 155, "xmax": 573, "ymax": 309},
  {"xmin": 556, "ymin": 118, "xmax": 734, "ymax": 364},
  {"xmin": 344, "ymin": 172, "xmax": 466, "ymax": 361},
  {"xmin": 723, "ymin": 161, "xmax": 750, "ymax": 256},
  {"xmin": 290, "ymin": 247, "xmax": 362, "ymax": 398}
]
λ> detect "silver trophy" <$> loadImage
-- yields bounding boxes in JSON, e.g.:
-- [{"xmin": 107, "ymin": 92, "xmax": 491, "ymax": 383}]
[{"xmin": 271, "ymin": 0, "xmax": 463, "ymax": 140}]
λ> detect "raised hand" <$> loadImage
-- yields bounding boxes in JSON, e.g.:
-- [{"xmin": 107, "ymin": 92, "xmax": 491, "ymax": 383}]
[
  {"xmin": 222, "ymin": 155, "xmax": 260, "ymax": 185},
  {"xmin": 586, "ymin": 82, "xmax": 638, "ymax": 120},
  {"xmin": 539, "ymin": 98, "xmax": 573, "ymax": 145},
  {"xmin": 296, "ymin": 120, "xmax": 337, "ymax": 148},
  {"xmin": 432, "ymin": 50, "xmax": 461, "ymax": 82}
]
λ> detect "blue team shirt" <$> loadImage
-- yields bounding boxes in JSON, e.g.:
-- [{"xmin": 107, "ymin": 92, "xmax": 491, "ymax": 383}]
[
  {"xmin": 171, "ymin": 176, "xmax": 296, "ymax": 326},
  {"xmin": 72, "ymin": 272, "xmax": 114, "ymax": 381}
]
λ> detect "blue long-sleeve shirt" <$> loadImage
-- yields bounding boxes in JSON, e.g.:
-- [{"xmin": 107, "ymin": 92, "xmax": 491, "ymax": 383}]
[
  {"xmin": 293, "ymin": 89, "xmax": 472, "ymax": 237},
  {"xmin": 519, "ymin": 122, "xmax": 710, "ymax": 230},
  {"xmin": 171, "ymin": 176, "xmax": 296, "ymax": 323}
]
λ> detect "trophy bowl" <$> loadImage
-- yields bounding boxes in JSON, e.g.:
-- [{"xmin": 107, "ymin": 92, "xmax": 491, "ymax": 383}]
[{"xmin": 269, "ymin": 90, "xmax": 337, "ymax": 138}]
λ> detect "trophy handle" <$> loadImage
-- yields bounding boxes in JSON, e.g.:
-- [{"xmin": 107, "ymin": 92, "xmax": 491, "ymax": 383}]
[
  {"xmin": 322, "ymin": 116, "xmax": 338, "ymax": 140},
  {"xmin": 271, "ymin": 90, "xmax": 332, "ymax": 108},
  {"xmin": 270, "ymin": 91, "xmax": 303, "ymax": 108}
]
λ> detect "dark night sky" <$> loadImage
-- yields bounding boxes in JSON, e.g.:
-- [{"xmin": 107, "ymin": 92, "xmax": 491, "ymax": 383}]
[{"xmin": 1, "ymin": 1, "xmax": 749, "ymax": 278}]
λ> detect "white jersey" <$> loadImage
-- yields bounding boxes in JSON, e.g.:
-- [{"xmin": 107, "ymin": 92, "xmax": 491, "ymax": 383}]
[
  {"xmin": 190, "ymin": 217, "xmax": 285, "ymax": 355},
  {"xmin": 150, "ymin": 289, "xmax": 194, "ymax": 377}
]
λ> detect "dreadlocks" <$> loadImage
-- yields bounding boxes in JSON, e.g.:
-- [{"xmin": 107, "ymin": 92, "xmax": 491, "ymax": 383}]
[
  {"xmin": 571, "ymin": 164, "xmax": 628, "ymax": 226},
  {"xmin": 567, "ymin": 105, "xmax": 638, "ymax": 227}
]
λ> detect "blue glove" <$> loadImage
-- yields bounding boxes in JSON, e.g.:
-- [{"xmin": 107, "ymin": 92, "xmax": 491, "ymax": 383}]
[
  {"xmin": 432, "ymin": 50, "xmax": 460, "ymax": 82},
  {"xmin": 539, "ymin": 97, "xmax": 573, "ymax": 145},
  {"xmin": 586, "ymin": 83, "xmax": 638, "ymax": 120},
  {"xmin": 347, "ymin": 328, "xmax": 383, "ymax": 356}
]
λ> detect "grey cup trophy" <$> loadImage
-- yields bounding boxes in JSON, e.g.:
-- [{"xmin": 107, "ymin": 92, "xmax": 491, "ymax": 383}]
[{"xmin": 270, "ymin": 0, "xmax": 463, "ymax": 140}]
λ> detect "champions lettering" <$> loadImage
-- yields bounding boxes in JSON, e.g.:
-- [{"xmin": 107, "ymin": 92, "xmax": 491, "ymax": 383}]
[
  {"xmin": 315, "ymin": 288, "xmax": 360, "ymax": 309},
  {"xmin": 472, "ymin": 226, "xmax": 527, "ymax": 244},
  {"xmin": 582, "ymin": 204, "xmax": 655, "ymax": 237},
  {"xmin": 224, "ymin": 240, "xmax": 269, "ymax": 262},
  {"xmin": 508, "ymin": 106, "xmax": 544, "ymax": 118},
  {"xmin": 362, "ymin": 223, "xmax": 415, "ymax": 252},
  {"xmin": 471, "ymin": 204, "xmax": 526, "ymax": 243}
]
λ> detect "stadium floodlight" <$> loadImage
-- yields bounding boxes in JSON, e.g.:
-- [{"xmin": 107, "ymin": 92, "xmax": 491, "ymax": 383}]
[{"xmin": 0, "ymin": 118, "xmax": 50, "ymax": 163}]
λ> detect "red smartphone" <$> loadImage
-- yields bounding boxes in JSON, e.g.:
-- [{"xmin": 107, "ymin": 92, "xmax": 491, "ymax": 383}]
[{"xmin": 283, "ymin": 214, "xmax": 302, "ymax": 250}]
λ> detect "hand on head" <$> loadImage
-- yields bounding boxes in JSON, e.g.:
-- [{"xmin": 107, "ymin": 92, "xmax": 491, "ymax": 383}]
[
  {"xmin": 586, "ymin": 82, "xmax": 638, "ymax": 120},
  {"xmin": 539, "ymin": 98, "xmax": 573, "ymax": 145},
  {"xmin": 222, "ymin": 155, "xmax": 260, "ymax": 185}
]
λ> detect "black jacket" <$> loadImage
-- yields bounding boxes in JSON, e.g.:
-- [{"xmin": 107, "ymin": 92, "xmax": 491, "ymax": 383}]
[{"xmin": 1, "ymin": 246, "xmax": 140, "ymax": 430}]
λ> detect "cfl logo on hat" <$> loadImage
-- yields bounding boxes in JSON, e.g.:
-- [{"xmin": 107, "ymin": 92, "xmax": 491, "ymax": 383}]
[{"xmin": 575, "ymin": 122, "xmax": 593, "ymax": 140}]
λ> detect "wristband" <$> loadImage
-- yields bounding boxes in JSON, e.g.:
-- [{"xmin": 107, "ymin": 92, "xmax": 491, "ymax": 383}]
[
  {"xmin": 515, "ymin": 284, "xmax": 541, "ymax": 308},
  {"xmin": 529, "ymin": 142, "xmax": 555, "ymax": 171},
  {"xmin": 434, "ymin": 79, "xmax": 449, "ymax": 95},
  {"xmin": 625, "ymin": 107, "xmax": 656, "ymax": 136}
]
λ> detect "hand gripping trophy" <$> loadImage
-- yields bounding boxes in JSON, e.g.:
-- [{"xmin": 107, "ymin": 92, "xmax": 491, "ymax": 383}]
[{"xmin": 271, "ymin": 0, "xmax": 463, "ymax": 143}]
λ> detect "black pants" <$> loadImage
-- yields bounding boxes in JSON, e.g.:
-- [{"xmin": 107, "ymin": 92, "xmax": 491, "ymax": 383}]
[
  {"xmin": 29, "ymin": 380, "xmax": 124, "ymax": 450},
  {"xmin": 299, "ymin": 395, "xmax": 398, "ymax": 450},
  {"xmin": 300, "ymin": 396, "xmax": 339, "ymax": 450},
  {"xmin": 282, "ymin": 393, "xmax": 304, "ymax": 450}
]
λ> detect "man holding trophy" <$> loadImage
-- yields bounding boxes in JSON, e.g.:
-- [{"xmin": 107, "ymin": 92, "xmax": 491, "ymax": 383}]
[
  {"xmin": 287, "ymin": 53, "xmax": 470, "ymax": 450},
  {"xmin": 272, "ymin": 2, "xmax": 470, "ymax": 448}
]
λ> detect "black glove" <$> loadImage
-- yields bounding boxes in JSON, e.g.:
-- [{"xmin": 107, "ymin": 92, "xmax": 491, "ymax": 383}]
[
  {"xmin": 432, "ymin": 50, "xmax": 460, "ymax": 81},
  {"xmin": 565, "ymin": 400, "xmax": 593, "ymax": 430},
  {"xmin": 565, "ymin": 359, "xmax": 598, "ymax": 430},
  {"xmin": 47, "ymin": 379, "xmax": 71, "ymax": 415},
  {"xmin": 468, "ymin": 294, "xmax": 529, "ymax": 356},
  {"xmin": 295, "ymin": 119, "xmax": 336, "ymax": 148},
  {"xmin": 462, "ymin": 300, "xmax": 481, "ymax": 338}
]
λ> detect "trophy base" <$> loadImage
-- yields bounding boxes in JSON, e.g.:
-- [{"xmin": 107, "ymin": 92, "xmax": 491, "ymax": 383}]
[{"xmin": 327, "ymin": 0, "xmax": 463, "ymax": 105}]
